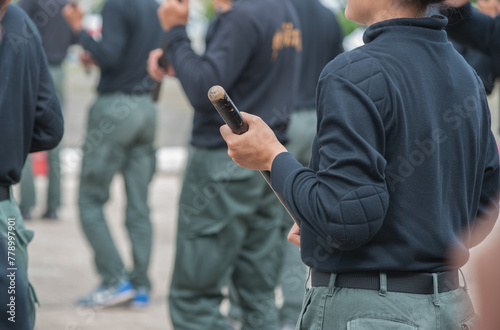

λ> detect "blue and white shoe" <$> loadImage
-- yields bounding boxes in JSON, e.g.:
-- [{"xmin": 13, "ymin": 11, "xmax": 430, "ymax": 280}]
[
  {"xmin": 77, "ymin": 280, "xmax": 135, "ymax": 308},
  {"xmin": 131, "ymin": 288, "xmax": 150, "ymax": 308}
]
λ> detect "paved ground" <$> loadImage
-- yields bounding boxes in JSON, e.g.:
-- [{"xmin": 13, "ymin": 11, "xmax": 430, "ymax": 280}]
[{"xmin": 12, "ymin": 63, "xmax": 500, "ymax": 330}]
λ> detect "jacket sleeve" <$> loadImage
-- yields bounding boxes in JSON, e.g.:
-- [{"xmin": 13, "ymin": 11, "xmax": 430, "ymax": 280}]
[
  {"xmin": 165, "ymin": 13, "xmax": 258, "ymax": 111},
  {"xmin": 271, "ymin": 53, "xmax": 390, "ymax": 251},
  {"xmin": 469, "ymin": 129, "xmax": 500, "ymax": 247},
  {"xmin": 30, "ymin": 52, "xmax": 64, "ymax": 152},
  {"xmin": 446, "ymin": 3, "xmax": 500, "ymax": 57},
  {"xmin": 78, "ymin": 0, "xmax": 128, "ymax": 70}
]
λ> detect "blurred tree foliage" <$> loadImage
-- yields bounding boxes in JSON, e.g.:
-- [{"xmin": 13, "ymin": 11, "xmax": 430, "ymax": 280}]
[
  {"xmin": 204, "ymin": 0, "xmax": 215, "ymax": 20},
  {"xmin": 335, "ymin": 9, "xmax": 360, "ymax": 36}
]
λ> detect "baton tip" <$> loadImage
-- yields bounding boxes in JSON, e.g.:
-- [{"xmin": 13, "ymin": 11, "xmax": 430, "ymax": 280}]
[{"xmin": 208, "ymin": 85, "xmax": 225, "ymax": 102}]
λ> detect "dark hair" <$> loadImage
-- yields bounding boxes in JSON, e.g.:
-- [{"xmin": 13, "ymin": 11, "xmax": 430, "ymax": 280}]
[
  {"xmin": 419, "ymin": 0, "xmax": 446, "ymax": 6},
  {"xmin": 408, "ymin": 0, "xmax": 446, "ymax": 12}
]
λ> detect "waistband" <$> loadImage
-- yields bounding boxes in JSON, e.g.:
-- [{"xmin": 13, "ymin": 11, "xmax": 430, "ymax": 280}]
[
  {"xmin": 311, "ymin": 269, "xmax": 459, "ymax": 294},
  {"xmin": 0, "ymin": 186, "xmax": 10, "ymax": 201}
]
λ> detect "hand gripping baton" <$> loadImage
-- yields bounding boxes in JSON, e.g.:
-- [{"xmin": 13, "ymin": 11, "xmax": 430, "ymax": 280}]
[{"xmin": 208, "ymin": 85, "xmax": 301, "ymax": 227}]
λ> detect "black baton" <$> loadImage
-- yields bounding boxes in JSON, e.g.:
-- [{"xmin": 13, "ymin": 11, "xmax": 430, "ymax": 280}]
[
  {"xmin": 152, "ymin": 38, "xmax": 169, "ymax": 102},
  {"xmin": 208, "ymin": 85, "xmax": 301, "ymax": 227}
]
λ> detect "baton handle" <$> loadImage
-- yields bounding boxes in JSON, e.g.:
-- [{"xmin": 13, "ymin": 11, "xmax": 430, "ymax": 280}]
[{"xmin": 208, "ymin": 85, "xmax": 301, "ymax": 227}]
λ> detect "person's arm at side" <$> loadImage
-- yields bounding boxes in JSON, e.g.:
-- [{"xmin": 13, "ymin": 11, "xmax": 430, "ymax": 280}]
[
  {"xmin": 147, "ymin": 48, "xmax": 176, "ymax": 82},
  {"xmin": 31, "ymin": 40, "xmax": 64, "ymax": 152},
  {"xmin": 63, "ymin": 0, "xmax": 128, "ymax": 70},
  {"xmin": 445, "ymin": 2, "xmax": 500, "ymax": 56},
  {"xmin": 469, "ymin": 130, "xmax": 500, "ymax": 247},
  {"xmin": 158, "ymin": 0, "xmax": 257, "ymax": 110}
]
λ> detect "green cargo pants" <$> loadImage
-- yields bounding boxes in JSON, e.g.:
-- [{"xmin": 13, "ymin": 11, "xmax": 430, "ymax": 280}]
[
  {"xmin": 19, "ymin": 65, "xmax": 65, "ymax": 212},
  {"xmin": 168, "ymin": 147, "xmax": 284, "ymax": 330},
  {"xmin": 78, "ymin": 92, "xmax": 156, "ymax": 290},
  {"xmin": 0, "ymin": 188, "xmax": 37, "ymax": 329},
  {"xmin": 19, "ymin": 145, "xmax": 61, "ymax": 211}
]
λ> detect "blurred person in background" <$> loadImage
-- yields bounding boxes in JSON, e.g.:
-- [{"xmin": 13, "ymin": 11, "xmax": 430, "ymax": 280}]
[
  {"xmin": 444, "ymin": 0, "xmax": 500, "ymax": 135},
  {"xmin": 149, "ymin": 0, "xmax": 301, "ymax": 328},
  {"xmin": 445, "ymin": 0, "xmax": 500, "ymax": 96},
  {"xmin": 17, "ymin": 0, "xmax": 77, "ymax": 221},
  {"xmin": 445, "ymin": 0, "xmax": 500, "ymax": 60},
  {"xmin": 62, "ymin": 0, "xmax": 162, "ymax": 309},
  {"xmin": 228, "ymin": 0, "xmax": 345, "ymax": 328},
  {"xmin": 0, "ymin": 0, "xmax": 64, "ymax": 328},
  {"xmin": 477, "ymin": 0, "xmax": 500, "ymax": 17}
]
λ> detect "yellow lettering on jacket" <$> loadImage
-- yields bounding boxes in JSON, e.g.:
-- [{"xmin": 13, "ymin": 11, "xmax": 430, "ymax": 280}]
[{"xmin": 272, "ymin": 22, "xmax": 302, "ymax": 60}]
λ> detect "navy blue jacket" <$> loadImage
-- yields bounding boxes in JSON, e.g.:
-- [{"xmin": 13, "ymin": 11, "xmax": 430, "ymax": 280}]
[
  {"xmin": 0, "ymin": 5, "xmax": 64, "ymax": 187},
  {"xmin": 271, "ymin": 16, "xmax": 500, "ymax": 273},
  {"xmin": 18, "ymin": 0, "xmax": 77, "ymax": 65},
  {"xmin": 78, "ymin": 0, "xmax": 163, "ymax": 94},
  {"xmin": 165, "ymin": 0, "xmax": 301, "ymax": 148}
]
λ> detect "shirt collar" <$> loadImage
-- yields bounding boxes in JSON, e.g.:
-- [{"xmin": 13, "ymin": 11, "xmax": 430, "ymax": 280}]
[{"xmin": 363, "ymin": 15, "xmax": 448, "ymax": 44}]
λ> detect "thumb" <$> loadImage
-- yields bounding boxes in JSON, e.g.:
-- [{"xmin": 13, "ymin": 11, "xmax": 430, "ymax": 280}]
[{"xmin": 219, "ymin": 124, "xmax": 233, "ymax": 139}]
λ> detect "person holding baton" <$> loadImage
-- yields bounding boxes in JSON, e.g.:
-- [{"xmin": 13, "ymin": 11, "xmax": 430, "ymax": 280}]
[{"xmin": 220, "ymin": 0, "xmax": 500, "ymax": 328}]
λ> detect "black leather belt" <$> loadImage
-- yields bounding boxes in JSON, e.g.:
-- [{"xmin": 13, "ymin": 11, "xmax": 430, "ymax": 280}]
[
  {"xmin": 311, "ymin": 269, "xmax": 459, "ymax": 294},
  {"xmin": 0, "ymin": 186, "xmax": 10, "ymax": 201}
]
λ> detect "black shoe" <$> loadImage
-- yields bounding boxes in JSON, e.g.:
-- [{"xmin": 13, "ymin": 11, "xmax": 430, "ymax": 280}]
[
  {"xmin": 21, "ymin": 208, "xmax": 32, "ymax": 220},
  {"xmin": 42, "ymin": 208, "xmax": 58, "ymax": 220}
]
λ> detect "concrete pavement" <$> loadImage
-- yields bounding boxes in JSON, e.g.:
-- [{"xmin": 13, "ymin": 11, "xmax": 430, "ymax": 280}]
[{"xmin": 22, "ymin": 171, "xmax": 180, "ymax": 330}]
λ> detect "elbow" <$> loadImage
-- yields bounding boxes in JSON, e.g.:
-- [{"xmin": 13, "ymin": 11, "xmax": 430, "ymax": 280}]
[
  {"xmin": 321, "ymin": 185, "xmax": 389, "ymax": 250},
  {"xmin": 30, "ymin": 117, "xmax": 64, "ymax": 152}
]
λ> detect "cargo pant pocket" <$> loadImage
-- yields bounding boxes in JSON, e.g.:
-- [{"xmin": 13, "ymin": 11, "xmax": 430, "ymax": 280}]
[
  {"xmin": 461, "ymin": 313, "xmax": 480, "ymax": 330},
  {"xmin": 15, "ymin": 228, "xmax": 38, "ymax": 328},
  {"xmin": 297, "ymin": 287, "xmax": 327, "ymax": 330},
  {"xmin": 347, "ymin": 318, "xmax": 418, "ymax": 330}
]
